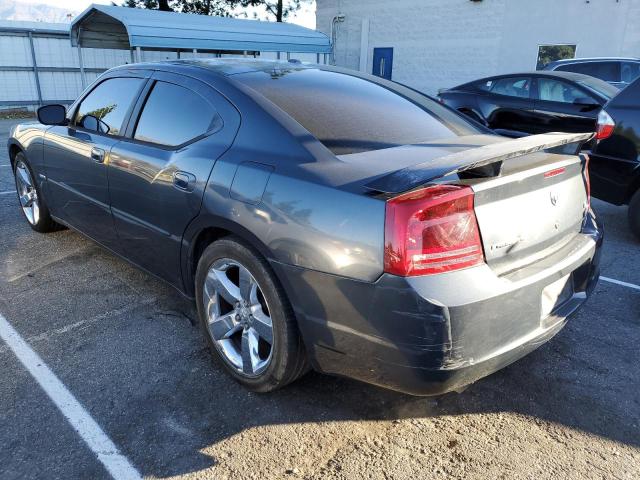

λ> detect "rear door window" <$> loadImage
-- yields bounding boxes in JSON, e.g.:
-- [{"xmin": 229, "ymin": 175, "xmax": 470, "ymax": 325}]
[
  {"xmin": 234, "ymin": 68, "xmax": 479, "ymax": 155},
  {"xmin": 74, "ymin": 77, "xmax": 145, "ymax": 136},
  {"xmin": 133, "ymin": 81, "xmax": 221, "ymax": 147},
  {"xmin": 474, "ymin": 79, "xmax": 494, "ymax": 91},
  {"xmin": 537, "ymin": 78, "xmax": 590, "ymax": 103},
  {"xmin": 490, "ymin": 77, "xmax": 531, "ymax": 98},
  {"xmin": 556, "ymin": 62, "xmax": 620, "ymax": 83}
]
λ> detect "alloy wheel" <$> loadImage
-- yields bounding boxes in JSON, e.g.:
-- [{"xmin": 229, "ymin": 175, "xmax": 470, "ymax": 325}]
[
  {"xmin": 15, "ymin": 160, "xmax": 40, "ymax": 226},
  {"xmin": 203, "ymin": 258, "xmax": 274, "ymax": 377}
]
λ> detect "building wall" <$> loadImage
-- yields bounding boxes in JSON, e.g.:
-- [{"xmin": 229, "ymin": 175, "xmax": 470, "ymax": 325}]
[{"xmin": 317, "ymin": 0, "xmax": 640, "ymax": 94}]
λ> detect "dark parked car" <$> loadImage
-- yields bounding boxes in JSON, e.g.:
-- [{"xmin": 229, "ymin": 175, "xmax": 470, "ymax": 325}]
[
  {"xmin": 590, "ymin": 76, "xmax": 640, "ymax": 239},
  {"xmin": 542, "ymin": 57, "xmax": 640, "ymax": 89},
  {"xmin": 439, "ymin": 71, "xmax": 618, "ymax": 138},
  {"xmin": 7, "ymin": 60, "xmax": 602, "ymax": 395}
]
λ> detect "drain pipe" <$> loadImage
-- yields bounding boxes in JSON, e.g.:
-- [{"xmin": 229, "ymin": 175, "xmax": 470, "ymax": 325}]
[{"xmin": 330, "ymin": 14, "xmax": 345, "ymax": 65}]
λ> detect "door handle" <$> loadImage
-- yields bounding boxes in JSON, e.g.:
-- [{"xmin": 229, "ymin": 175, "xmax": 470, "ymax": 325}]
[
  {"xmin": 91, "ymin": 147, "xmax": 105, "ymax": 163},
  {"xmin": 173, "ymin": 171, "xmax": 196, "ymax": 192}
]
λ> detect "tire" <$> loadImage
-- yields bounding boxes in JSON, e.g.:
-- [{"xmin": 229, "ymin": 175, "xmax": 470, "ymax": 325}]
[
  {"xmin": 12, "ymin": 152, "xmax": 61, "ymax": 233},
  {"xmin": 195, "ymin": 236, "xmax": 309, "ymax": 392},
  {"xmin": 628, "ymin": 189, "xmax": 640, "ymax": 240}
]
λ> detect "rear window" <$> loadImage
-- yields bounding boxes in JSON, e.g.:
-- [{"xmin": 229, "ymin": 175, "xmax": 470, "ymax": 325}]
[
  {"xmin": 556, "ymin": 61, "xmax": 620, "ymax": 83},
  {"xmin": 234, "ymin": 67, "xmax": 479, "ymax": 155}
]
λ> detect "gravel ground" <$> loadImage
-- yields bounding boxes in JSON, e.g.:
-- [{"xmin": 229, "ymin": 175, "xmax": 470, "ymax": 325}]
[{"xmin": 0, "ymin": 118, "xmax": 638, "ymax": 479}]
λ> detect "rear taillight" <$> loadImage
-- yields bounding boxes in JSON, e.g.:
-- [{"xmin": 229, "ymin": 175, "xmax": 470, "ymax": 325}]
[
  {"xmin": 596, "ymin": 110, "xmax": 615, "ymax": 140},
  {"xmin": 384, "ymin": 185, "xmax": 485, "ymax": 276}
]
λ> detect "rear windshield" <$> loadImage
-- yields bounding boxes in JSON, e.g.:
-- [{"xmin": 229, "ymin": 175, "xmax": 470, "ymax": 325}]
[{"xmin": 234, "ymin": 67, "xmax": 480, "ymax": 155}]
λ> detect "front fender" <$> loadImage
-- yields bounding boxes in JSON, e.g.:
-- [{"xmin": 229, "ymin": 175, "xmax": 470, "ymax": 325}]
[{"xmin": 7, "ymin": 123, "xmax": 46, "ymax": 169}]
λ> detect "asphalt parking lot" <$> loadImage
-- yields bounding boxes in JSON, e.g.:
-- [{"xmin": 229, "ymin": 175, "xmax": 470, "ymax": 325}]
[{"xmin": 0, "ymin": 117, "xmax": 638, "ymax": 480}]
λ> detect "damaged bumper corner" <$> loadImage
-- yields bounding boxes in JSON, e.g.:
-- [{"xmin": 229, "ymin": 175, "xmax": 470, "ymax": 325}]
[{"xmin": 272, "ymin": 211, "xmax": 602, "ymax": 396}]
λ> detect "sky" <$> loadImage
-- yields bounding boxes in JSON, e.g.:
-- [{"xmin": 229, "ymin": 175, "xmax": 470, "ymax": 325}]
[{"xmin": 14, "ymin": 0, "xmax": 316, "ymax": 28}]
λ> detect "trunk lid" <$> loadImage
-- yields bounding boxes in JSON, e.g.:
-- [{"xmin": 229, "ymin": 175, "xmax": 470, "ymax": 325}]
[{"xmin": 471, "ymin": 152, "xmax": 588, "ymax": 274}]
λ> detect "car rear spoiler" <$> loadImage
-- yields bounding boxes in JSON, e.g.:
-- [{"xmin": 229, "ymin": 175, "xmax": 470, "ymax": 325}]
[{"xmin": 365, "ymin": 132, "xmax": 594, "ymax": 195}]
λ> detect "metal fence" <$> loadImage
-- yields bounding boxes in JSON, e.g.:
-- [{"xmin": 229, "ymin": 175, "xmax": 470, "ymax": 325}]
[
  {"xmin": 0, "ymin": 20, "xmax": 321, "ymax": 110},
  {"xmin": 0, "ymin": 21, "xmax": 128, "ymax": 109}
]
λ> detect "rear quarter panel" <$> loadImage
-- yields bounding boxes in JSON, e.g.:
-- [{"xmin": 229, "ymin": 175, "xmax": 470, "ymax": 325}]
[
  {"xmin": 199, "ymin": 152, "xmax": 386, "ymax": 283},
  {"xmin": 183, "ymin": 71, "xmax": 386, "ymax": 289}
]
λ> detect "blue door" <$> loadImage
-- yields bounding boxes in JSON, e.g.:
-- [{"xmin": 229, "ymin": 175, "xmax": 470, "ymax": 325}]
[{"xmin": 372, "ymin": 48, "xmax": 393, "ymax": 80}]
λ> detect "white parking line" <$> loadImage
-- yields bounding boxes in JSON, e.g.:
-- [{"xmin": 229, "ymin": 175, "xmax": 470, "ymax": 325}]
[
  {"xmin": 0, "ymin": 190, "xmax": 14, "ymax": 195},
  {"xmin": 601, "ymin": 276, "xmax": 640, "ymax": 292},
  {"xmin": 0, "ymin": 164, "xmax": 10, "ymax": 167},
  {"xmin": 0, "ymin": 313, "xmax": 142, "ymax": 480}
]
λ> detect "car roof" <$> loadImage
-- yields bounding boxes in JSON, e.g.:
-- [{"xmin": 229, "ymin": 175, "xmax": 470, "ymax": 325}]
[
  {"xmin": 548, "ymin": 57, "xmax": 640, "ymax": 65},
  {"xmin": 110, "ymin": 58, "xmax": 322, "ymax": 77},
  {"xmin": 466, "ymin": 70, "xmax": 604, "ymax": 84}
]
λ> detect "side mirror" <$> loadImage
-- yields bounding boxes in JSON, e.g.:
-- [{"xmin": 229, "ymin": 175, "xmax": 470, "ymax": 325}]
[
  {"xmin": 37, "ymin": 104, "xmax": 68, "ymax": 126},
  {"xmin": 81, "ymin": 114, "xmax": 110, "ymax": 134},
  {"xmin": 573, "ymin": 97, "xmax": 599, "ymax": 107}
]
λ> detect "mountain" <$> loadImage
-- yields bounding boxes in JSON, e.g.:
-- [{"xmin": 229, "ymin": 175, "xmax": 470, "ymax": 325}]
[{"xmin": 0, "ymin": 0, "xmax": 80, "ymax": 23}]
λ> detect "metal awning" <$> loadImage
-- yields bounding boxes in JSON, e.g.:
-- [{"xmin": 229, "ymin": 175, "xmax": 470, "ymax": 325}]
[{"xmin": 70, "ymin": 4, "xmax": 331, "ymax": 54}]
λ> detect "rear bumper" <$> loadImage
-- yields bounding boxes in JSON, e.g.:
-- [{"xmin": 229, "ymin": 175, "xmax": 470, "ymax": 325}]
[{"xmin": 273, "ymin": 210, "xmax": 603, "ymax": 396}]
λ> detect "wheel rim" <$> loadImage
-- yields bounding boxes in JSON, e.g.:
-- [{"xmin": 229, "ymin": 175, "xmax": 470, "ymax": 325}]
[
  {"xmin": 203, "ymin": 258, "xmax": 274, "ymax": 377},
  {"xmin": 14, "ymin": 160, "xmax": 39, "ymax": 226}
]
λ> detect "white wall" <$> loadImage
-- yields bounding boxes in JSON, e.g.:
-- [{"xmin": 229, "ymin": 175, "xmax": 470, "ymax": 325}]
[{"xmin": 317, "ymin": 0, "xmax": 640, "ymax": 95}]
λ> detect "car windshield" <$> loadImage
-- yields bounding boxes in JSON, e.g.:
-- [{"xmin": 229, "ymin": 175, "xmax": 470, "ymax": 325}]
[
  {"xmin": 234, "ymin": 66, "xmax": 481, "ymax": 155},
  {"xmin": 575, "ymin": 76, "xmax": 619, "ymax": 99}
]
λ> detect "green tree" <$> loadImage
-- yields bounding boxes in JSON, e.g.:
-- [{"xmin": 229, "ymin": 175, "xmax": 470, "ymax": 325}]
[
  {"xmin": 122, "ymin": 0, "xmax": 172, "ymax": 10},
  {"xmin": 121, "ymin": 0, "xmax": 306, "ymax": 22},
  {"xmin": 88, "ymin": 104, "xmax": 116, "ymax": 120},
  {"xmin": 536, "ymin": 45, "xmax": 576, "ymax": 69}
]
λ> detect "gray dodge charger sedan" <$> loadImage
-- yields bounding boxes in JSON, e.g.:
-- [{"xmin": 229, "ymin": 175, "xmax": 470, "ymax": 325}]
[{"xmin": 7, "ymin": 60, "xmax": 602, "ymax": 395}]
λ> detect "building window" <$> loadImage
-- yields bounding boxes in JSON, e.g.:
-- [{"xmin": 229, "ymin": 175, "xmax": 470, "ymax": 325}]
[{"xmin": 536, "ymin": 44, "xmax": 577, "ymax": 69}]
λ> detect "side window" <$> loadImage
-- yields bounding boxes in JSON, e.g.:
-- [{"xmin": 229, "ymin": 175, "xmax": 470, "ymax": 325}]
[
  {"xmin": 621, "ymin": 62, "xmax": 640, "ymax": 84},
  {"xmin": 490, "ymin": 77, "xmax": 531, "ymax": 98},
  {"xmin": 133, "ymin": 81, "xmax": 220, "ymax": 147},
  {"xmin": 556, "ymin": 62, "xmax": 620, "ymax": 83},
  {"xmin": 74, "ymin": 78, "xmax": 144, "ymax": 136},
  {"xmin": 537, "ymin": 78, "xmax": 589, "ymax": 103},
  {"xmin": 475, "ymin": 79, "xmax": 494, "ymax": 92}
]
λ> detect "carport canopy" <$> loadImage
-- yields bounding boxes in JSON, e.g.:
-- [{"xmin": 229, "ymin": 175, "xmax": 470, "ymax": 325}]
[{"xmin": 70, "ymin": 4, "xmax": 331, "ymax": 54}]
